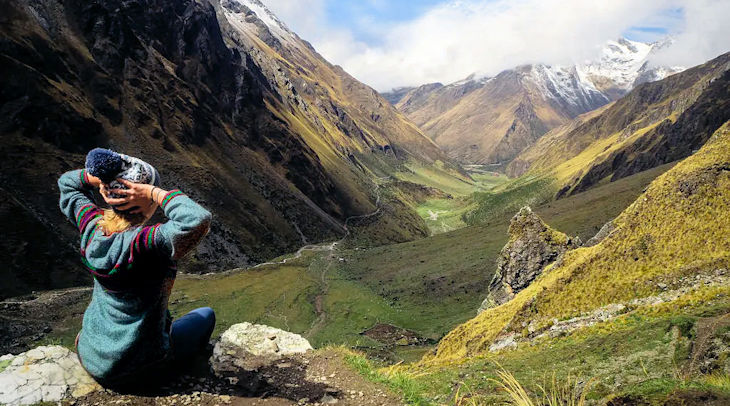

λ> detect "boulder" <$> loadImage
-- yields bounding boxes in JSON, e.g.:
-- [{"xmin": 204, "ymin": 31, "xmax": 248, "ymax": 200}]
[
  {"xmin": 0, "ymin": 346, "xmax": 100, "ymax": 406},
  {"xmin": 479, "ymin": 207, "xmax": 580, "ymax": 313},
  {"xmin": 210, "ymin": 323, "xmax": 313, "ymax": 393},
  {"xmin": 215, "ymin": 322, "xmax": 313, "ymax": 358}
]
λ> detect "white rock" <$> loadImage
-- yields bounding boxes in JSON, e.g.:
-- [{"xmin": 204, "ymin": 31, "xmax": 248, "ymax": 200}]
[
  {"xmin": 25, "ymin": 348, "xmax": 45, "ymax": 360},
  {"xmin": 217, "ymin": 322, "xmax": 312, "ymax": 357},
  {"xmin": 489, "ymin": 334, "xmax": 518, "ymax": 352},
  {"xmin": 0, "ymin": 346, "xmax": 100, "ymax": 406}
]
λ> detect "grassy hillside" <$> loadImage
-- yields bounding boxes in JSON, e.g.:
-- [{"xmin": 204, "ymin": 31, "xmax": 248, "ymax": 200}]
[
  {"xmin": 158, "ymin": 161, "xmax": 673, "ymax": 355},
  {"xmin": 462, "ymin": 163, "xmax": 673, "ymax": 229},
  {"xmin": 383, "ymin": 288, "xmax": 730, "ymax": 404},
  {"xmin": 430, "ymin": 121, "xmax": 730, "ymax": 363},
  {"xmin": 412, "ymin": 168, "xmax": 510, "ymax": 234}
]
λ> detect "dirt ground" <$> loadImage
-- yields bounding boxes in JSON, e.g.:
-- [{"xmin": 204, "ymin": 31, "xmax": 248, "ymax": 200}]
[{"xmin": 63, "ymin": 349, "xmax": 403, "ymax": 406}]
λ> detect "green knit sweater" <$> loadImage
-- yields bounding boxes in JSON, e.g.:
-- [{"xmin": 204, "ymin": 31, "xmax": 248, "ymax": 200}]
[{"xmin": 58, "ymin": 169, "xmax": 212, "ymax": 383}]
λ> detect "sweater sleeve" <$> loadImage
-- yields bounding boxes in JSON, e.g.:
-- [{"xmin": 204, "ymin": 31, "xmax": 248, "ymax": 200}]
[
  {"xmin": 153, "ymin": 190, "xmax": 212, "ymax": 260},
  {"xmin": 58, "ymin": 169, "xmax": 102, "ymax": 233}
]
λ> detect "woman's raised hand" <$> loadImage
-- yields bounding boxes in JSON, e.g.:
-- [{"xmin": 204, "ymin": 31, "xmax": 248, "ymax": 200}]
[{"xmin": 100, "ymin": 178, "xmax": 156, "ymax": 214}]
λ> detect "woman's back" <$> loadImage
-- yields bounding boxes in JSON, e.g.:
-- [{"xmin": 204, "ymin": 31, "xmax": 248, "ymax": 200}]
[{"xmin": 58, "ymin": 165, "xmax": 211, "ymax": 386}]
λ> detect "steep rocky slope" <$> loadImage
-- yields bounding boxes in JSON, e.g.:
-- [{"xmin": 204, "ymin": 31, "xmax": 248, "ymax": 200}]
[
  {"xmin": 508, "ymin": 51, "xmax": 730, "ymax": 197},
  {"xmin": 0, "ymin": 0, "xmax": 464, "ymax": 298},
  {"xmin": 391, "ymin": 39, "xmax": 683, "ymax": 165},
  {"xmin": 429, "ymin": 121, "xmax": 730, "ymax": 361}
]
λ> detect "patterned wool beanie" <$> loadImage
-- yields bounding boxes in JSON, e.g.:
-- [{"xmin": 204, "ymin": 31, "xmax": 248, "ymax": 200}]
[{"xmin": 85, "ymin": 148, "xmax": 161, "ymax": 213}]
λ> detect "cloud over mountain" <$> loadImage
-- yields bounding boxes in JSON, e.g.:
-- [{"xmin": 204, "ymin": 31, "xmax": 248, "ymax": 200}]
[{"xmin": 262, "ymin": 0, "xmax": 730, "ymax": 91}]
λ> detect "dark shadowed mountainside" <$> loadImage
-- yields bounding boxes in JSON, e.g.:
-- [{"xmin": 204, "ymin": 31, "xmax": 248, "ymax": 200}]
[{"xmin": 0, "ymin": 0, "xmax": 464, "ymax": 298}]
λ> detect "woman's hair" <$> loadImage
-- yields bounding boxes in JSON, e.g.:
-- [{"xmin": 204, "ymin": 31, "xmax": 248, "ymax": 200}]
[{"xmin": 98, "ymin": 209, "xmax": 147, "ymax": 235}]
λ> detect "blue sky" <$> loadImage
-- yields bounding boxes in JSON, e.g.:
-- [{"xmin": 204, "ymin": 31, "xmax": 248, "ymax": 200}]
[
  {"xmin": 321, "ymin": 1, "xmax": 684, "ymax": 44},
  {"xmin": 323, "ymin": 0, "xmax": 446, "ymax": 43},
  {"xmin": 264, "ymin": 0, "xmax": 730, "ymax": 91},
  {"xmin": 624, "ymin": 7, "xmax": 683, "ymax": 42}
]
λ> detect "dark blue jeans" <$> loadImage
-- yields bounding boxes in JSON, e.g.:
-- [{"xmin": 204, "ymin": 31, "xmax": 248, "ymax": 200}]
[{"xmin": 170, "ymin": 307, "xmax": 216, "ymax": 362}]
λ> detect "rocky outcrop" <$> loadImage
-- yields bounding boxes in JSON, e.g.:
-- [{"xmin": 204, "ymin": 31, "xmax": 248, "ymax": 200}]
[
  {"xmin": 479, "ymin": 207, "xmax": 580, "ymax": 312},
  {"xmin": 0, "ymin": 346, "xmax": 100, "ymax": 406},
  {"xmin": 213, "ymin": 322, "xmax": 313, "ymax": 366},
  {"xmin": 585, "ymin": 220, "xmax": 616, "ymax": 247}
]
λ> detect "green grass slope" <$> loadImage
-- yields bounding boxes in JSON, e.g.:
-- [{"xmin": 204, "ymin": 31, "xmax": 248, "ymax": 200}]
[
  {"xmin": 430, "ymin": 121, "xmax": 730, "ymax": 363},
  {"xmin": 395, "ymin": 288, "xmax": 730, "ymax": 404}
]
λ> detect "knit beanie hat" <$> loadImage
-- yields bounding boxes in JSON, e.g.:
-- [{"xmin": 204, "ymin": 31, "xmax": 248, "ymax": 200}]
[{"xmin": 85, "ymin": 148, "xmax": 161, "ymax": 213}]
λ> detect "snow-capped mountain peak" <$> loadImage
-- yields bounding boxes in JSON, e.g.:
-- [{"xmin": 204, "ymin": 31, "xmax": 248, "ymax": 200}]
[
  {"xmin": 580, "ymin": 38, "xmax": 684, "ymax": 98},
  {"xmin": 222, "ymin": 0, "xmax": 298, "ymax": 45},
  {"xmin": 240, "ymin": 0, "xmax": 290, "ymax": 35},
  {"xmin": 528, "ymin": 64, "xmax": 609, "ymax": 115}
]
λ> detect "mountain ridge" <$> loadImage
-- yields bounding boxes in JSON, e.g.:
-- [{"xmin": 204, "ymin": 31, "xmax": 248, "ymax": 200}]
[
  {"xmin": 0, "ymin": 0, "xmax": 465, "ymax": 298},
  {"xmin": 507, "ymin": 51, "xmax": 730, "ymax": 196},
  {"xmin": 384, "ymin": 38, "xmax": 685, "ymax": 165}
]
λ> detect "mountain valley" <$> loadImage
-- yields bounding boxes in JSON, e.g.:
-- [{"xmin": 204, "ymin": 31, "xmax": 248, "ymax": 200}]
[
  {"xmin": 384, "ymin": 38, "xmax": 685, "ymax": 166},
  {"xmin": 1, "ymin": 0, "xmax": 729, "ymax": 405},
  {"xmin": 0, "ymin": 0, "xmax": 468, "ymax": 298}
]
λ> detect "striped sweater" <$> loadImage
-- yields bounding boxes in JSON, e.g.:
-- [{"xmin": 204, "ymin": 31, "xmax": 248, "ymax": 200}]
[{"xmin": 58, "ymin": 169, "xmax": 212, "ymax": 383}]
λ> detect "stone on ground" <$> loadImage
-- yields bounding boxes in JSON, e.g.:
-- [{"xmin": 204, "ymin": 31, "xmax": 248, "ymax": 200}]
[
  {"xmin": 216, "ymin": 322, "xmax": 312, "ymax": 358},
  {"xmin": 0, "ymin": 345, "xmax": 100, "ymax": 406},
  {"xmin": 212, "ymin": 322, "xmax": 312, "ymax": 374}
]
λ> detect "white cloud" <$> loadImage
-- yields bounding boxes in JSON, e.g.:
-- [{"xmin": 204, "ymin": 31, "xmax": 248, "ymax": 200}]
[
  {"xmin": 649, "ymin": 0, "xmax": 730, "ymax": 68},
  {"xmin": 261, "ymin": 0, "xmax": 730, "ymax": 91}
]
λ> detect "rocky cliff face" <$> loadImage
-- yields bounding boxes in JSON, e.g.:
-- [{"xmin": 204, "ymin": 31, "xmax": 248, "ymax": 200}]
[
  {"xmin": 0, "ymin": 0, "xmax": 461, "ymax": 298},
  {"xmin": 478, "ymin": 207, "xmax": 579, "ymax": 312}
]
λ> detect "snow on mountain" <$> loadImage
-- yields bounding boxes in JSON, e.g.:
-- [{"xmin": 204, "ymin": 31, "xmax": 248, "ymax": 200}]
[
  {"xmin": 581, "ymin": 38, "xmax": 654, "ymax": 91},
  {"xmin": 221, "ymin": 0, "xmax": 302, "ymax": 50},
  {"xmin": 518, "ymin": 38, "xmax": 684, "ymax": 113},
  {"xmin": 579, "ymin": 38, "xmax": 685, "ymax": 99},
  {"xmin": 529, "ymin": 64, "xmax": 610, "ymax": 116},
  {"xmin": 421, "ymin": 38, "xmax": 685, "ymax": 111},
  {"xmin": 448, "ymin": 73, "xmax": 492, "ymax": 88},
  {"xmin": 236, "ymin": 0, "xmax": 293, "ymax": 39}
]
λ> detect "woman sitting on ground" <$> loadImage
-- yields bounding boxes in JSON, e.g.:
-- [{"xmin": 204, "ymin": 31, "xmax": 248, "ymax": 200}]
[{"xmin": 58, "ymin": 148, "xmax": 215, "ymax": 389}]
